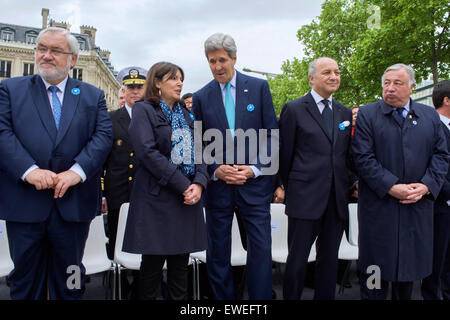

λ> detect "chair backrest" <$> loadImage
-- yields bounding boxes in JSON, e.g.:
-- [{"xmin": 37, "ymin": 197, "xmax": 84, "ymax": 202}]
[
  {"xmin": 0, "ymin": 220, "xmax": 14, "ymax": 277},
  {"xmin": 348, "ymin": 203, "xmax": 359, "ymax": 246},
  {"xmin": 230, "ymin": 214, "xmax": 247, "ymax": 266},
  {"xmin": 270, "ymin": 203, "xmax": 317, "ymax": 263},
  {"xmin": 114, "ymin": 203, "xmax": 142, "ymax": 270},
  {"xmin": 270, "ymin": 203, "xmax": 288, "ymax": 260},
  {"xmin": 82, "ymin": 215, "xmax": 112, "ymax": 275}
]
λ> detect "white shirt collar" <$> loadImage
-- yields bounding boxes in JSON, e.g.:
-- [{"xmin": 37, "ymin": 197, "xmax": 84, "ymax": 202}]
[
  {"xmin": 219, "ymin": 70, "xmax": 237, "ymax": 91},
  {"xmin": 125, "ymin": 104, "xmax": 132, "ymax": 119},
  {"xmin": 310, "ymin": 88, "xmax": 332, "ymax": 109},
  {"xmin": 41, "ymin": 75, "xmax": 68, "ymax": 93},
  {"xmin": 439, "ymin": 113, "xmax": 450, "ymax": 130}
]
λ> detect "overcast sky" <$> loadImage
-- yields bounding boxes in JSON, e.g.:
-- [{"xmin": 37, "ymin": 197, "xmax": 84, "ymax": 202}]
[{"xmin": 1, "ymin": 0, "xmax": 325, "ymax": 94}]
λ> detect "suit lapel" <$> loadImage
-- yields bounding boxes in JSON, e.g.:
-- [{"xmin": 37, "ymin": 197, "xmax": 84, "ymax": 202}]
[
  {"xmin": 30, "ymin": 75, "xmax": 57, "ymax": 142},
  {"xmin": 118, "ymin": 107, "xmax": 131, "ymax": 135},
  {"xmin": 55, "ymin": 77, "xmax": 80, "ymax": 146},
  {"xmin": 234, "ymin": 71, "xmax": 248, "ymax": 131},
  {"xmin": 332, "ymin": 101, "xmax": 343, "ymax": 146},
  {"xmin": 208, "ymin": 81, "xmax": 228, "ymax": 133},
  {"xmin": 304, "ymin": 92, "xmax": 332, "ymax": 142}
]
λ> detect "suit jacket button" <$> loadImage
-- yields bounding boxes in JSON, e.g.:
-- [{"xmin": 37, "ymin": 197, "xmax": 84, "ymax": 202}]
[
  {"xmin": 130, "ymin": 152, "xmax": 134, "ymax": 157},
  {"xmin": 128, "ymin": 177, "xmax": 133, "ymax": 181},
  {"xmin": 129, "ymin": 164, "xmax": 133, "ymax": 168}
]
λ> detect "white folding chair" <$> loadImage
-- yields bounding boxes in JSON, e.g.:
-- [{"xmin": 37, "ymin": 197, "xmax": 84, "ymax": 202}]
[
  {"xmin": 0, "ymin": 220, "xmax": 14, "ymax": 278},
  {"xmin": 114, "ymin": 203, "xmax": 195, "ymax": 300},
  {"xmin": 348, "ymin": 203, "xmax": 359, "ymax": 246},
  {"xmin": 82, "ymin": 214, "xmax": 117, "ymax": 299},
  {"xmin": 270, "ymin": 203, "xmax": 317, "ymax": 264},
  {"xmin": 114, "ymin": 202, "xmax": 142, "ymax": 300},
  {"xmin": 191, "ymin": 211, "xmax": 247, "ymax": 300},
  {"xmin": 337, "ymin": 231, "xmax": 359, "ymax": 294}
]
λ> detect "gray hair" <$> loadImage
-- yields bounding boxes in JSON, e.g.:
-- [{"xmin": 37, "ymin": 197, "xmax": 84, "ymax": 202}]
[
  {"xmin": 308, "ymin": 57, "xmax": 337, "ymax": 79},
  {"xmin": 204, "ymin": 33, "xmax": 237, "ymax": 59},
  {"xmin": 382, "ymin": 63, "xmax": 415, "ymax": 86},
  {"xmin": 118, "ymin": 86, "xmax": 126, "ymax": 97},
  {"xmin": 308, "ymin": 59, "xmax": 318, "ymax": 78},
  {"xmin": 37, "ymin": 27, "xmax": 80, "ymax": 56}
]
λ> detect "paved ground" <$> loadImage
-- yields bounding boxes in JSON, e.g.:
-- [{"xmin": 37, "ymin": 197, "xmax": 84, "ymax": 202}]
[{"xmin": 0, "ymin": 260, "xmax": 425, "ymax": 300}]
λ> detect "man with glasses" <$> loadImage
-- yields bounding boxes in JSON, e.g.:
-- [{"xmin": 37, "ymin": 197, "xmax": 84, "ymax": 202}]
[{"xmin": 0, "ymin": 27, "xmax": 112, "ymax": 299}]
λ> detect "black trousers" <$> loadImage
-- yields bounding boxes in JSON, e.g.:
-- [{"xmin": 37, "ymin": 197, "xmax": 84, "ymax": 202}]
[
  {"xmin": 283, "ymin": 186, "xmax": 345, "ymax": 300},
  {"xmin": 139, "ymin": 254, "xmax": 189, "ymax": 300},
  {"xmin": 421, "ymin": 212, "xmax": 450, "ymax": 300},
  {"xmin": 359, "ymin": 272, "xmax": 413, "ymax": 300}
]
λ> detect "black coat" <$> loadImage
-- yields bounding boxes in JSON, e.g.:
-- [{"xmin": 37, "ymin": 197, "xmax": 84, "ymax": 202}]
[
  {"xmin": 103, "ymin": 107, "xmax": 138, "ymax": 210},
  {"xmin": 123, "ymin": 99, "xmax": 208, "ymax": 255},
  {"xmin": 435, "ymin": 122, "xmax": 450, "ymax": 215},
  {"xmin": 279, "ymin": 92, "xmax": 352, "ymax": 220},
  {"xmin": 352, "ymin": 99, "xmax": 449, "ymax": 281}
]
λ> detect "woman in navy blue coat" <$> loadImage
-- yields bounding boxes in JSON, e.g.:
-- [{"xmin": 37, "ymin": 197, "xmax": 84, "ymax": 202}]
[{"xmin": 123, "ymin": 62, "xmax": 208, "ymax": 300}]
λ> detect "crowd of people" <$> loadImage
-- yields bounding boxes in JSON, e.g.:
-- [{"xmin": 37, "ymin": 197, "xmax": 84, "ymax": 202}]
[{"xmin": 0, "ymin": 26, "xmax": 449, "ymax": 301}]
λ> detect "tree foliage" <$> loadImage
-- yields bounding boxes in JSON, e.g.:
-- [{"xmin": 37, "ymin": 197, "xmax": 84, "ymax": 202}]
[{"xmin": 268, "ymin": 0, "xmax": 449, "ymax": 114}]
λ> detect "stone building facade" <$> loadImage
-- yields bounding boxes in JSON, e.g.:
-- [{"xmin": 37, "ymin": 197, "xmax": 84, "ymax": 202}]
[{"xmin": 0, "ymin": 8, "xmax": 120, "ymax": 110}]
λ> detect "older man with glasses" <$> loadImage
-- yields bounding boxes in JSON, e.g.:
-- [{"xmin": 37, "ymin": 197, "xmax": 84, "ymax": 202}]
[{"xmin": 0, "ymin": 27, "xmax": 112, "ymax": 300}]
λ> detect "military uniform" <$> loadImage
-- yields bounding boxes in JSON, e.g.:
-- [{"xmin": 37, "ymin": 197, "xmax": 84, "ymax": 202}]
[{"xmin": 103, "ymin": 67, "xmax": 147, "ymax": 259}]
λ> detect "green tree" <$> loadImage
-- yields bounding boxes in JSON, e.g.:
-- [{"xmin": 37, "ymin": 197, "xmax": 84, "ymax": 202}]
[{"xmin": 268, "ymin": 0, "xmax": 449, "ymax": 112}]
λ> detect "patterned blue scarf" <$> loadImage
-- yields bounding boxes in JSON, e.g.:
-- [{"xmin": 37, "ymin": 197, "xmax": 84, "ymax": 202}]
[{"xmin": 159, "ymin": 99, "xmax": 195, "ymax": 177}]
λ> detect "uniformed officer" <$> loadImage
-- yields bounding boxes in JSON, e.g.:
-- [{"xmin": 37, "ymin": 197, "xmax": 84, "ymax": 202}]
[{"xmin": 102, "ymin": 66, "xmax": 147, "ymax": 298}]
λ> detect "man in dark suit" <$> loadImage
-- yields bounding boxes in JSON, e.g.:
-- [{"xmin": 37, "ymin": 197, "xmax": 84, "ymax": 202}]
[
  {"xmin": 421, "ymin": 80, "xmax": 450, "ymax": 300},
  {"xmin": 279, "ymin": 57, "xmax": 352, "ymax": 300},
  {"xmin": 352, "ymin": 64, "xmax": 449, "ymax": 300},
  {"xmin": 193, "ymin": 33, "xmax": 278, "ymax": 300},
  {"xmin": 103, "ymin": 66, "xmax": 146, "ymax": 259},
  {"xmin": 0, "ymin": 27, "xmax": 112, "ymax": 300}
]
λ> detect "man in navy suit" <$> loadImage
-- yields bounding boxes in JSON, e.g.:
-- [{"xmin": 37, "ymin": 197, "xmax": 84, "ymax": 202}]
[
  {"xmin": 352, "ymin": 64, "xmax": 448, "ymax": 300},
  {"xmin": 193, "ymin": 33, "xmax": 278, "ymax": 300},
  {"xmin": 421, "ymin": 80, "xmax": 450, "ymax": 300},
  {"xmin": 0, "ymin": 27, "xmax": 112, "ymax": 299},
  {"xmin": 279, "ymin": 57, "xmax": 352, "ymax": 300}
]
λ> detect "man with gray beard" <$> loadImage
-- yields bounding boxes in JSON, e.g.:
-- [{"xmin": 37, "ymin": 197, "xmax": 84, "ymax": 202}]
[{"xmin": 0, "ymin": 27, "xmax": 112, "ymax": 299}]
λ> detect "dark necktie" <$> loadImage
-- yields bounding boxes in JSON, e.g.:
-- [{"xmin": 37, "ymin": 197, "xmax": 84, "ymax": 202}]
[
  {"xmin": 395, "ymin": 107, "xmax": 406, "ymax": 125},
  {"xmin": 321, "ymin": 99, "xmax": 333, "ymax": 137},
  {"xmin": 397, "ymin": 107, "xmax": 406, "ymax": 119}
]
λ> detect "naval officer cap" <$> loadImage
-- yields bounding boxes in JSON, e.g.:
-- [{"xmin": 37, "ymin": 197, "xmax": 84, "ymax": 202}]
[{"xmin": 117, "ymin": 66, "xmax": 147, "ymax": 85}]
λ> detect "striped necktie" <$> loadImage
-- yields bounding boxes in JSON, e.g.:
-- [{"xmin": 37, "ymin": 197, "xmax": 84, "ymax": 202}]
[{"xmin": 49, "ymin": 86, "xmax": 62, "ymax": 130}]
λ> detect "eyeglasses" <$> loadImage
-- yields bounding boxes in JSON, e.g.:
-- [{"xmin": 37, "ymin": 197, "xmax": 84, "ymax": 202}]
[{"xmin": 35, "ymin": 46, "xmax": 73, "ymax": 57}]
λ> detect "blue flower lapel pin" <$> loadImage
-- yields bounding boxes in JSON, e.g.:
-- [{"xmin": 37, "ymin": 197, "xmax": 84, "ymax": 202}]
[
  {"xmin": 338, "ymin": 120, "xmax": 350, "ymax": 130},
  {"xmin": 189, "ymin": 113, "xmax": 195, "ymax": 120},
  {"xmin": 71, "ymin": 88, "xmax": 80, "ymax": 95},
  {"xmin": 247, "ymin": 104, "xmax": 255, "ymax": 112}
]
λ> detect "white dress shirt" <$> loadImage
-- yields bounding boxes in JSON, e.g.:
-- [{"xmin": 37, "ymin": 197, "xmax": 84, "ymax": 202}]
[
  {"xmin": 22, "ymin": 76, "xmax": 86, "ymax": 182},
  {"xmin": 213, "ymin": 70, "xmax": 260, "ymax": 180},
  {"xmin": 310, "ymin": 88, "xmax": 333, "ymax": 113}
]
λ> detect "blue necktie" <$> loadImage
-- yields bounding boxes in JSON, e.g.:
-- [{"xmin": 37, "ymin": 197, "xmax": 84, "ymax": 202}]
[
  {"xmin": 49, "ymin": 86, "xmax": 62, "ymax": 130},
  {"xmin": 321, "ymin": 99, "xmax": 333, "ymax": 137},
  {"xmin": 224, "ymin": 82, "xmax": 235, "ymax": 137},
  {"xmin": 396, "ymin": 107, "xmax": 406, "ymax": 119}
]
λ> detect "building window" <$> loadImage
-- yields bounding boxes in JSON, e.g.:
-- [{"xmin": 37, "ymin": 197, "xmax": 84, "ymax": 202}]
[
  {"xmin": 73, "ymin": 68, "xmax": 83, "ymax": 81},
  {"xmin": 1, "ymin": 30, "xmax": 15, "ymax": 41},
  {"xmin": 23, "ymin": 63, "xmax": 34, "ymax": 76},
  {"xmin": 78, "ymin": 40, "xmax": 85, "ymax": 50},
  {"xmin": 26, "ymin": 34, "xmax": 37, "ymax": 44},
  {"xmin": 0, "ymin": 60, "xmax": 12, "ymax": 78}
]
